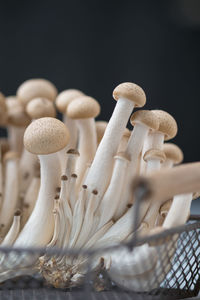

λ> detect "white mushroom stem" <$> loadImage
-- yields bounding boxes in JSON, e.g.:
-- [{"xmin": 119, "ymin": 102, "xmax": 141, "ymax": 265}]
[
  {"xmin": 162, "ymin": 159, "xmax": 173, "ymax": 169},
  {"xmin": 69, "ymin": 186, "xmax": 87, "ymax": 248},
  {"xmin": 19, "ymin": 149, "xmax": 38, "ymax": 197},
  {"xmin": 21, "ymin": 176, "xmax": 40, "ymax": 227},
  {"xmin": 114, "ymin": 124, "xmax": 149, "ymax": 219},
  {"xmin": 69, "ymin": 174, "xmax": 78, "ymax": 211},
  {"xmin": 152, "ymin": 132, "xmax": 164, "ymax": 150},
  {"xmin": 47, "ymin": 210, "xmax": 60, "ymax": 248},
  {"xmin": 7, "ymin": 126, "xmax": 25, "ymax": 154},
  {"xmin": 1, "ymin": 212, "xmax": 21, "ymax": 246},
  {"xmin": 98, "ymin": 155, "xmax": 129, "ymax": 229},
  {"xmin": 75, "ymin": 190, "xmax": 98, "ymax": 248},
  {"xmin": 75, "ymin": 118, "xmax": 97, "ymax": 189},
  {"xmin": 146, "ymin": 158, "xmax": 161, "ymax": 173},
  {"xmin": 14, "ymin": 153, "xmax": 61, "ymax": 250},
  {"xmin": 63, "ymin": 115, "xmax": 78, "ymax": 149},
  {"xmin": 163, "ymin": 193, "xmax": 193, "ymax": 228},
  {"xmin": 140, "ymin": 132, "xmax": 154, "ymax": 174},
  {"xmin": 65, "ymin": 150, "xmax": 80, "ymax": 179},
  {"xmin": 0, "ymin": 157, "xmax": 19, "ymax": 236},
  {"xmin": 85, "ymin": 98, "xmax": 134, "ymax": 197}
]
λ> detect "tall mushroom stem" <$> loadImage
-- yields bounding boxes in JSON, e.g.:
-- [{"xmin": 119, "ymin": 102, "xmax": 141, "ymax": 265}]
[
  {"xmin": 98, "ymin": 153, "xmax": 130, "ymax": 229},
  {"xmin": 7, "ymin": 126, "xmax": 25, "ymax": 155},
  {"xmin": 75, "ymin": 118, "xmax": 97, "ymax": 189},
  {"xmin": 85, "ymin": 98, "xmax": 135, "ymax": 196}
]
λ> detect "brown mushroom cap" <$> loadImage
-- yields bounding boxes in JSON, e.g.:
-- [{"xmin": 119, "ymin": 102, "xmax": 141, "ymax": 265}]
[
  {"xmin": 55, "ymin": 89, "xmax": 84, "ymax": 113},
  {"xmin": 6, "ymin": 96, "xmax": 31, "ymax": 127},
  {"xmin": 130, "ymin": 110, "xmax": 159, "ymax": 131},
  {"xmin": 24, "ymin": 117, "xmax": 69, "ymax": 155},
  {"xmin": 0, "ymin": 92, "xmax": 8, "ymax": 125},
  {"xmin": 66, "ymin": 96, "xmax": 100, "ymax": 119},
  {"xmin": 113, "ymin": 82, "xmax": 146, "ymax": 107},
  {"xmin": 152, "ymin": 110, "xmax": 178, "ymax": 141},
  {"xmin": 3, "ymin": 151, "xmax": 19, "ymax": 162},
  {"xmin": 26, "ymin": 97, "xmax": 56, "ymax": 119},
  {"xmin": 163, "ymin": 143, "xmax": 183, "ymax": 165},
  {"xmin": 95, "ymin": 121, "xmax": 108, "ymax": 144},
  {"xmin": 17, "ymin": 79, "xmax": 58, "ymax": 107},
  {"xmin": 143, "ymin": 149, "xmax": 166, "ymax": 163}
]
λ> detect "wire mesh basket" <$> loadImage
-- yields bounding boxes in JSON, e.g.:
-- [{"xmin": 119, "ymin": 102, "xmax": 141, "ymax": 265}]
[{"xmin": 0, "ymin": 182, "xmax": 199, "ymax": 300}]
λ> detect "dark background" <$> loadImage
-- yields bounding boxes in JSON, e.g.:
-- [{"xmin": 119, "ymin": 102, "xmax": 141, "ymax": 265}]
[{"xmin": 0, "ymin": 0, "xmax": 200, "ymax": 163}]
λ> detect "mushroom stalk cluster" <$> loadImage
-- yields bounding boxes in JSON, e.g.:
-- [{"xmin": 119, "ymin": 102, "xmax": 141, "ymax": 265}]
[{"xmin": 0, "ymin": 79, "xmax": 198, "ymax": 292}]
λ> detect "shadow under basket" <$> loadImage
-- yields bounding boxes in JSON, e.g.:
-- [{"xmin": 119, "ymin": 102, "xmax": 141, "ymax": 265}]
[{"xmin": 0, "ymin": 215, "xmax": 199, "ymax": 300}]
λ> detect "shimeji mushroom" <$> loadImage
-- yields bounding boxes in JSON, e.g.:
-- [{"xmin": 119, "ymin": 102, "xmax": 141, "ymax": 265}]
[
  {"xmin": 55, "ymin": 89, "xmax": 84, "ymax": 170},
  {"xmin": 67, "ymin": 96, "xmax": 100, "ymax": 189},
  {"xmin": 0, "ymin": 117, "xmax": 69, "ymax": 278},
  {"xmin": 107, "ymin": 162, "xmax": 200, "ymax": 292},
  {"xmin": 17, "ymin": 78, "xmax": 57, "ymax": 107},
  {"xmin": 85, "ymin": 82, "xmax": 146, "ymax": 199},
  {"xmin": 1, "ymin": 210, "xmax": 21, "ymax": 246},
  {"xmin": 6, "ymin": 96, "xmax": 31, "ymax": 154},
  {"xmin": 117, "ymin": 128, "xmax": 131, "ymax": 152},
  {"xmin": 114, "ymin": 110, "xmax": 159, "ymax": 219},
  {"xmin": 0, "ymin": 152, "xmax": 19, "ymax": 237}
]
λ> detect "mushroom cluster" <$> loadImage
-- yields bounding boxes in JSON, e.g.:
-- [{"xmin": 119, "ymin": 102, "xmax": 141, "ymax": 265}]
[{"xmin": 0, "ymin": 79, "xmax": 199, "ymax": 291}]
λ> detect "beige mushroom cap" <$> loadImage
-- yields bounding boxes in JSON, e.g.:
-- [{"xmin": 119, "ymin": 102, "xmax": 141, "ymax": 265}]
[
  {"xmin": 113, "ymin": 82, "xmax": 146, "ymax": 107},
  {"xmin": 152, "ymin": 110, "xmax": 178, "ymax": 141},
  {"xmin": 6, "ymin": 96, "xmax": 31, "ymax": 127},
  {"xmin": 24, "ymin": 117, "xmax": 69, "ymax": 155},
  {"xmin": 66, "ymin": 96, "xmax": 100, "ymax": 119},
  {"xmin": 130, "ymin": 110, "xmax": 159, "ymax": 131},
  {"xmin": 163, "ymin": 143, "xmax": 183, "ymax": 165},
  {"xmin": 143, "ymin": 149, "xmax": 166, "ymax": 163},
  {"xmin": 17, "ymin": 79, "xmax": 58, "ymax": 106},
  {"xmin": 0, "ymin": 92, "xmax": 8, "ymax": 125},
  {"xmin": 96, "ymin": 121, "xmax": 108, "ymax": 144},
  {"xmin": 26, "ymin": 97, "xmax": 56, "ymax": 119},
  {"xmin": 55, "ymin": 89, "xmax": 84, "ymax": 113}
]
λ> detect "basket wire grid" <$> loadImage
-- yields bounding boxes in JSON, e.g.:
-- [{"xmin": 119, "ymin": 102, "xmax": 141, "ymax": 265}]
[{"xmin": 0, "ymin": 181, "xmax": 199, "ymax": 299}]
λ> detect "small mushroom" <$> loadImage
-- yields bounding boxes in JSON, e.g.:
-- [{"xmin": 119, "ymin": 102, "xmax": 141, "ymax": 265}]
[
  {"xmin": 144, "ymin": 149, "xmax": 166, "ymax": 173},
  {"xmin": 67, "ymin": 96, "xmax": 100, "ymax": 189},
  {"xmin": 17, "ymin": 78, "xmax": 57, "ymax": 107},
  {"xmin": 85, "ymin": 82, "xmax": 146, "ymax": 199},
  {"xmin": 117, "ymin": 128, "xmax": 131, "ymax": 152},
  {"xmin": 162, "ymin": 143, "xmax": 184, "ymax": 169}
]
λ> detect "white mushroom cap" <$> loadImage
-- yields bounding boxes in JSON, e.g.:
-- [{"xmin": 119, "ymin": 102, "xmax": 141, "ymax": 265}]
[
  {"xmin": 152, "ymin": 110, "xmax": 178, "ymax": 141},
  {"xmin": 113, "ymin": 82, "xmax": 146, "ymax": 107},
  {"xmin": 66, "ymin": 96, "xmax": 100, "ymax": 119},
  {"xmin": 55, "ymin": 89, "xmax": 84, "ymax": 113},
  {"xmin": 17, "ymin": 79, "xmax": 58, "ymax": 106},
  {"xmin": 24, "ymin": 117, "xmax": 69, "ymax": 155},
  {"xmin": 163, "ymin": 143, "xmax": 183, "ymax": 165},
  {"xmin": 6, "ymin": 96, "xmax": 31, "ymax": 127},
  {"xmin": 26, "ymin": 97, "xmax": 56, "ymax": 119}
]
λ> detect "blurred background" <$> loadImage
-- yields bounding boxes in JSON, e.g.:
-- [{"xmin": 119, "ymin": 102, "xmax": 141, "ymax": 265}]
[{"xmin": 0, "ymin": 0, "xmax": 200, "ymax": 163}]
